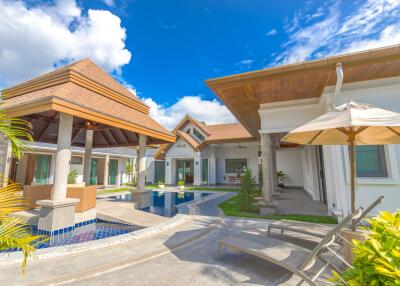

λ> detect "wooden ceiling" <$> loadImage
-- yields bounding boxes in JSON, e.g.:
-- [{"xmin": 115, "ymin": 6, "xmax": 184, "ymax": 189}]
[
  {"xmin": 23, "ymin": 111, "xmax": 165, "ymax": 148},
  {"xmin": 206, "ymin": 45, "xmax": 400, "ymax": 137}
]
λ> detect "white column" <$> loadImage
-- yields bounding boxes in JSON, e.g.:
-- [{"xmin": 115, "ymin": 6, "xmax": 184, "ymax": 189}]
[
  {"xmin": 271, "ymin": 148, "xmax": 277, "ymax": 193},
  {"xmin": 103, "ymin": 154, "xmax": 110, "ymax": 186},
  {"xmin": 82, "ymin": 129, "xmax": 93, "ymax": 185},
  {"xmin": 137, "ymin": 134, "xmax": 147, "ymax": 191},
  {"xmin": 260, "ymin": 133, "xmax": 273, "ymax": 202},
  {"xmin": 208, "ymin": 146, "xmax": 216, "ymax": 185},
  {"xmin": 52, "ymin": 113, "xmax": 73, "ymax": 201},
  {"xmin": 0, "ymin": 133, "xmax": 12, "ymax": 187},
  {"xmin": 165, "ymin": 157, "xmax": 172, "ymax": 184},
  {"xmin": 193, "ymin": 151, "xmax": 202, "ymax": 186}
]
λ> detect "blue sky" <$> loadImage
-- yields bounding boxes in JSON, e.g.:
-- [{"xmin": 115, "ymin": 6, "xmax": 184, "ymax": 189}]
[{"xmin": 0, "ymin": 0, "xmax": 399, "ymax": 129}]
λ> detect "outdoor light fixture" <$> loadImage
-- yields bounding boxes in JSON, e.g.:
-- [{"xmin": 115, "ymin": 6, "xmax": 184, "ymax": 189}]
[
  {"xmin": 196, "ymin": 161, "xmax": 199, "ymax": 165},
  {"xmin": 167, "ymin": 162, "xmax": 169, "ymax": 166}
]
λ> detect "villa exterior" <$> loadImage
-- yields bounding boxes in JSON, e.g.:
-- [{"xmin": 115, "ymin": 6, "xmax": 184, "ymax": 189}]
[
  {"xmin": 207, "ymin": 45, "xmax": 400, "ymax": 218},
  {"xmin": 151, "ymin": 115, "xmax": 259, "ymax": 186}
]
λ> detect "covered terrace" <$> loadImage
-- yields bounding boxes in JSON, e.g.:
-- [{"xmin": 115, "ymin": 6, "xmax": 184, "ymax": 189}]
[{"xmin": 1, "ymin": 59, "xmax": 175, "ymax": 233}]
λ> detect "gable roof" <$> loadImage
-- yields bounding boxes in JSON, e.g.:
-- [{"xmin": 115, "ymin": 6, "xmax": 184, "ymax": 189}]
[
  {"xmin": 2, "ymin": 59, "xmax": 175, "ymax": 147},
  {"xmin": 155, "ymin": 115, "xmax": 255, "ymax": 159}
]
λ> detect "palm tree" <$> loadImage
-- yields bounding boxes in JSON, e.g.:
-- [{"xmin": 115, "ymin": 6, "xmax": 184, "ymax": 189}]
[{"xmin": 0, "ymin": 107, "xmax": 48, "ymax": 273}]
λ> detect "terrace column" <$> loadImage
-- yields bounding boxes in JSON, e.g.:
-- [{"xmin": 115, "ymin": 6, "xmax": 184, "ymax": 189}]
[
  {"xmin": 0, "ymin": 133, "xmax": 12, "ymax": 187},
  {"xmin": 82, "ymin": 129, "xmax": 94, "ymax": 185},
  {"xmin": 260, "ymin": 133, "xmax": 273, "ymax": 202},
  {"xmin": 103, "ymin": 154, "xmax": 110, "ymax": 186},
  {"xmin": 208, "ymin": 146, "xmax": 216, "ymax": 185},
  {"xmin": 137, "ymin": 134, "xmax": 147, "ymax": 191},
  {"xmin": 193, "ymin": 151, "xmax": 202, "ymax": 186},
  {"xmin": 37, "ymin": 113, "xmax": 78, "ymax": 233}
]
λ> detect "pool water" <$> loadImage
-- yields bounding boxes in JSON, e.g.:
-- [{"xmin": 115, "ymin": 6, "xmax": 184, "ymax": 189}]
[{"xmin": 111, "ymin": 191, "xmax": 210, "ymax": 217}]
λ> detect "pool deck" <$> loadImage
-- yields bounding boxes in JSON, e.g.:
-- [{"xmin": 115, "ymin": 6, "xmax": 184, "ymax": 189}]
[
  {"xmin": 1, "ymin": 192, "xmax": 333, "ymax": 286},
  {"xmin": 96, "ymin": 196, "xmax": 168, "ymax": 227}
]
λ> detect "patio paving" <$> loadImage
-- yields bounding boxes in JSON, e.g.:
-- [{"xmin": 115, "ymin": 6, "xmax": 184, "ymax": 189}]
[
  {"xmin": 277, "ymin": 187, "xmax": 328, "ymax": 216},
  {"xmin": 1, "ymin": 193, "xmax": 333, "ymax": 286}
]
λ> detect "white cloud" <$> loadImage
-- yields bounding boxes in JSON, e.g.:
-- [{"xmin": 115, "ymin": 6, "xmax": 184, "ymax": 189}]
[
  {"xmin": 103, "ymin": 0, "xmax": 115, "ymax": 7},
  {"xmin": 265, "ymin": 29, "xmax": 277, "ymax": 36},
  {"xmin": 142, "ymin": 96, "xmax": 237, "ymax": 130},
  {"xmin": 0, "ymin": 0, "xmax": 131, "ymax": 87},
  {"xmin": 273, "ymin": 0, "xmax": 400, "ymax": 65}
]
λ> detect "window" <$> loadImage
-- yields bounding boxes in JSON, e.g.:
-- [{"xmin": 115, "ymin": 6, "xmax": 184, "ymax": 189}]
[
  {"xmin": 225, "ymin": 159, "xmax": 247, "ymax": 173},
  {"xmin": 356, "ymin": 145, "xmax": 387, "ymax": 177},
  {"xmin": 71, "ymin": 156, "xmax": 83, "ymax": 165},
  {"xmin": 193, "ymin": 128, "xmax": 205, "ymax": 141}
]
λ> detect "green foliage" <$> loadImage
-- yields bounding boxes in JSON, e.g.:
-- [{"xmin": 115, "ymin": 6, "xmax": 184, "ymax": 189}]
[
  {"xmin": 331, "ymin": 210, "xmax": 400, "ymax": 286},
  {"xmin": 178, "ymin": 180, "xmax": 185, "ymax": 187},
  {"xmin": 0, "ymin": 109, "xmax": 47, "ymax": 273},
  {"xmin": 237, "ymin": 169, "xmax": 257, "ymax": 212},
  {"xmin": 67, "ymin": 169, "xmax": 78, "ymax": 184}
]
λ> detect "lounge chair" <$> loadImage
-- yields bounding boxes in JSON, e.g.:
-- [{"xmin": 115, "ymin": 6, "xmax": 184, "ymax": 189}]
[
  {"xmin": 267, "ymin": 195, "xmax": 383, "ymax": 238},
  {"xmin": 216, "ymin": 208, "xmax": 362, "ymax": 286}
]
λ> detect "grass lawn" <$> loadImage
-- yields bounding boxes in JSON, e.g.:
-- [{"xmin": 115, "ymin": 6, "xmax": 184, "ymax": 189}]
[
  {"xmin": 219, "ymin": 195, "xmax": 338, "ymax": 224},
  {"xmin": 97, "ymin": 187, "xmax": 133, "ymax": 194}
]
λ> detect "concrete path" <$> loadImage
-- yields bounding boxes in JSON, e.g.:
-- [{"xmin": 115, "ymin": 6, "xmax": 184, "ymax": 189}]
[
  {"xmin": 277, "ymin": 188, "xmax": 328, "ymax": 216},
  {"xmin": 0, "ymin": 193, "xmax": 332, "ymax": 286}
]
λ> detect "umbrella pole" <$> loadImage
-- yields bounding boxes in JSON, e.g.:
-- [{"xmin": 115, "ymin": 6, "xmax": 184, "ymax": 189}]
[{"xmin": 348, "ymin": 131, "xmax": 356, "ymax": 231}]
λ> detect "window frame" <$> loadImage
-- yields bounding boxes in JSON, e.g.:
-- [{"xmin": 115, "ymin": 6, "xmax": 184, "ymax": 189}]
[
  {"xmin": 71, "ymin": 156, "xmax": 83, "ymax": 165},
  {"xmin": 193, "ymin": 128, "xmax": 205, "ymax": 141},
  {"xmin": 355, "ymin": 145, "xmax": 388, "ymax": 178},
  {"xmin": 225, "ymin": 158, "xmax": 247, "ymax": 173}
]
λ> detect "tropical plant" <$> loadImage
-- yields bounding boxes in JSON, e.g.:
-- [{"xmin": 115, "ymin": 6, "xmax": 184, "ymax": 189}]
[
  {"xmin": 67, "ymin": 169, "xmax": 78, "ymax": 184},
  {"xmin": 0, "ymin": 108, "xmax": 47, "ymax": 273},
  {"xmin": 277, "ymin": 170, "xmax": 286, "ymax": 187},
  {"xmin": 331, "ymin": 210, "xmax": 400, "ymax": 286},
  {"xmin": 237, "ymin": 169, "xmax": 257, "ymax": 212},
  {"xmin": 178, "ymin": 180, "xmax": 185, "ymax": 187}
]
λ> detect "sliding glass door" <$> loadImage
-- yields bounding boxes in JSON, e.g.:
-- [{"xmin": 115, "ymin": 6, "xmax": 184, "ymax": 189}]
[
  {"xmin": 33, "ymin": 155, "xmax": 51, "ymax": 184},
  {"xmin": 108, "ymin": 159, "xmax": 118, "ymax": 185}
]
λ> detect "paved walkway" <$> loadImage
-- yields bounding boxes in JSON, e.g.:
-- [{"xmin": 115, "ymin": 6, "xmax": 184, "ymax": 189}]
[
  {"xmin": 277, "ymin": 188, "xmax": 328, "ymax": 216},
  {"xmin": 1, "ymin": 193, "xmax": 332, "ymax": 286}
]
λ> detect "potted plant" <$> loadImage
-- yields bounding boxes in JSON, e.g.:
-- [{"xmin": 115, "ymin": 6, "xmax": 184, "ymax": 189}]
[
  {"xmin": 177, "ymin": 180, "xmax": 185, "ymax": 191},
  {"xmin": 276, "ymin": 170, "xmax": 286, "ymax": 188},
  {"xmin": 157, "ymin": 181, "xmax": 165, "ymax": 190}
]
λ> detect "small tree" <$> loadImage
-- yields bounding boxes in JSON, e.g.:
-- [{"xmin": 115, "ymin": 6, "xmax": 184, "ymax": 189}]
[
  {"xmin": 237, "ymin": 169, "xmax": 257, "ymax": 212},
  {"xmin": 67, "ymin": 169, "xmax": 78, "ymax": 184}
]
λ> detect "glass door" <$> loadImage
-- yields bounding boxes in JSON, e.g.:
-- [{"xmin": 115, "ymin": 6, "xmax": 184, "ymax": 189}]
[
  {"xmin": 184, "ymin": 161, "xmax": 194, "ymax": 183},
  {"xmin": 108, "ymin": 159, "xmax": 118, "ymax": 185},
  {"xmin": 154, "ymin": 161, "xmax": 165, "ymax": 183},
  {"xmin": 201, "ymin": 159, "xmax": 208, "ymax": 185},
  {"xmin": 33, "ymin": 155, "xmax": 51, "ymax": 184},
  {"xmin": 90, "ymin": 159, "xmax": 98, "ymax": 185},
  {"xmin": 176, "ymin": 160, "xmax": 185, "ymax": 183}
]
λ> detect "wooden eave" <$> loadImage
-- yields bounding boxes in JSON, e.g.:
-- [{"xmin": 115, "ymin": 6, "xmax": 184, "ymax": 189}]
[{"xmin": 206, "ymin": 44, "xmax": 400, "ymax": 137}]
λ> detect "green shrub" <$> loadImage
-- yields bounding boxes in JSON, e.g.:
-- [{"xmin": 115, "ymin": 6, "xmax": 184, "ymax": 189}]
[
  {"xmin": 67, "ymin": 169, "xmax": 78, "ymax": 184},
  {"xmin": 237, "ymin": 169, "xmax": 257, "ymax": 212},
  {"xmin": 178, "ymin": 180, "xmax": 184, "ymax": 187},
  {"xmin": 331, "ymin": 210, "xmax": 400, "ymax": 285}
]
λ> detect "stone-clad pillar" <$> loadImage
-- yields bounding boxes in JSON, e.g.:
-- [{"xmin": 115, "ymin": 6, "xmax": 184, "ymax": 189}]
[
  {"xmin": 82, "ymin": 129, "xmax": 93, "ymax": 185},
  {"xmin": 103, "ymin": 154, "xmax": 110, "ymax": 186},
  {"xmin": 260, "ymin": 133, "xmax": 273, "ymax": 202},
  {"xmin": 137, "ymin": 134, "xmax": 147, "ymax": 191},
  {"xmin": 37, "ymin": 113, "xmax": 78, "ymax": 233}
]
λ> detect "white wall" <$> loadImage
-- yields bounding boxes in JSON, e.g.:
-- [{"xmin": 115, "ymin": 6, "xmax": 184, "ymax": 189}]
[
  {"xmin": 276, "ymin": 148, "xmax": 303, "ymax": 187},
  {"xmin": 214, "ymin": 143, "xmax": 260, "ymax": 184}
]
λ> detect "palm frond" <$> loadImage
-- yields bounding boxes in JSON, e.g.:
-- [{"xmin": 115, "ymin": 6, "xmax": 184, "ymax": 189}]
[
  {"xmin": 0, "ymin": 181, "xmax": 26, "ymax": 219},
  {"xmin": 0, "ymin": 217, "xmax": 48, "ymax": 273},
  {"xmin": 0, "ymin": 109, "xmax": 33, "ymax": 158}
]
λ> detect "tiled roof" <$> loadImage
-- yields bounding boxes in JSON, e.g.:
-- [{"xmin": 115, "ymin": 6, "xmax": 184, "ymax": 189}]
[
  {"xmin": 176, "ymin": 130, "xmax": 200, "ymax": 149},
  {"xmin": 202, "ymin": 122, "xmax": 253, "ymax": 142},
  {"xmin": 2, "ymin": 59, "xmax": 175, "ymax": 144}
]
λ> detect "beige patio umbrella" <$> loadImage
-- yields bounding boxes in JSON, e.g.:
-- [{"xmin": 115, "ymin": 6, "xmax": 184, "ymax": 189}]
[{"xmin": 283, "ymin": 101, "xmax": 400, "ymax": 227}]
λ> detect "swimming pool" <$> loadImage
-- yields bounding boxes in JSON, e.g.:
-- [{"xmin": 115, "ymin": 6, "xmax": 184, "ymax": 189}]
[{"xmin": 110, "ymin": 190, "xmax": 210, "ymax": 217}]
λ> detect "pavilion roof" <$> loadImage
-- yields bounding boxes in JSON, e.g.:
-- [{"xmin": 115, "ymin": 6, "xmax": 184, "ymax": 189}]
[{"xmin": 2, "ymin": 59, "xmax": 175, "ymax": 147}]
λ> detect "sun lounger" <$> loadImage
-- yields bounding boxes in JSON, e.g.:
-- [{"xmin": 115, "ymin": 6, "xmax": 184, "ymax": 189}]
[
  {"xmin": 216, "ymin": 208, "xmax": 362, "ymax": 286},
  {"xmin": 267, "ymin": 195, "xmax": 383, "ymax": 239}
]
